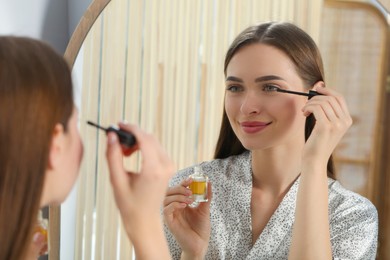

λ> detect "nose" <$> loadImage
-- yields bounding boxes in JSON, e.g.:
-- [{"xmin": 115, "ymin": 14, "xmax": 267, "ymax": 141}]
[{"xmin": 240, "ymin": 91, "xmax": 262, "ymax": 115}]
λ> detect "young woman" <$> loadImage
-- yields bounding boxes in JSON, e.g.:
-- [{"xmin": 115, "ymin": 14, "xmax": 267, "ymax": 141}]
[
  {"xmin": 0, "ymin": 36, "xmax": 173, "ymax": 260},
  {"xmin": 163, "ymin": 22, "xmax": 378, "ymax": 259}
]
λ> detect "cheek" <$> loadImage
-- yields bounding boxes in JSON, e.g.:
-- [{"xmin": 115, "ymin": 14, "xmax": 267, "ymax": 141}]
[
  {"xmin": 275, "ymin": 98, "xmax": 306, "ymax": 125},
  {"xmin": 225, "ymin": 102, "xmax": 237, "ymax": 128},
  {"xmin": 74, "ymin": 134, "xmax": 84, "ymax": 170},
  {"xmin": 224, "ymin": 96, "xmax": 240, "ymax": 118},
  {"xmin": 67, "ymin": 131, "xmax": 83, "ymax": 180}
]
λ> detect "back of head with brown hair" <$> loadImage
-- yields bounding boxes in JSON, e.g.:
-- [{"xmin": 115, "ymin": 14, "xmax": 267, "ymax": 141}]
[
  {"xmin": 214, "ymin": 22, "xmax": 335, "ymax": 178},
  {"xmin": 0, "ymin": 37, "xmax": 74, "ymax": 260}
]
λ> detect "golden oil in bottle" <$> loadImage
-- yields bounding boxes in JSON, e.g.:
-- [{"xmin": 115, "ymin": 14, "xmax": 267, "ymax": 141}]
[{"xmin": 188, "ymin": 166, "xmax": 208, "ymax": 208}]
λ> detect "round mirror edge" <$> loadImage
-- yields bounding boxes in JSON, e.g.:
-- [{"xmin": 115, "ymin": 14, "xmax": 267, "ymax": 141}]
[
  {"xmin": 48, "ymin": 0, "xmax": 111, "ymax": 259},
  {"xmin": 64, "ymin": 0, "xmax": 112, "ymax": 67},
  {"xmin": 325, "ymin": 0, "xmax": 390, "ymax": 25}
]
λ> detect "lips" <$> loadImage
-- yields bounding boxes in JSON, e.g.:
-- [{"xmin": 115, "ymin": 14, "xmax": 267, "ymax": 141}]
[{"xmin": 240, "ymin": 121, "xmax": 271, "ymax": 134}]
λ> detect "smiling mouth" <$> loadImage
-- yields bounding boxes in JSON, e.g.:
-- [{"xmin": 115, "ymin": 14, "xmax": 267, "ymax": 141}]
[{"xmin": 240, "ymin": 122, "xmax": 271, "ymax": 134}]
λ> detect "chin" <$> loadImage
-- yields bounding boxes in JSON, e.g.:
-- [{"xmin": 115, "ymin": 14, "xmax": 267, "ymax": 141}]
[
  {"xmin": 46, "ymin": 191, "xmax": 71, "ymax": 207},
  {"xmin": 242, "ymin": 141, "xmax": 278, "ymax": 151}
]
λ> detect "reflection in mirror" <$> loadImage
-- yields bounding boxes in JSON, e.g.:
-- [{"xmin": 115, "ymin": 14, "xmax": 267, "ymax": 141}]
[
  {"xmin": 57, "ymin": 0, "xmax": 389, "ymax": 259},
  {"xmin": 67, "ymin": 0, "xmax": 324, "ymax": 258}
]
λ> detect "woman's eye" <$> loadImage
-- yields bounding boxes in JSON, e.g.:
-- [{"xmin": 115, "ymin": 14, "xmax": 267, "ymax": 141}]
[
  {"xmin": 226, "ymin": 85, "xmax": 242, "ymax": 92},
  {"xmin": 263, "ymin": 84, "xmax": 279, "ymax": 92}
]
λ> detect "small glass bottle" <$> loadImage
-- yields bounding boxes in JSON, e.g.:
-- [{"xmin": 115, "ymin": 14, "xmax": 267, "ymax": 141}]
[{"xmin": 188, "ymin": 166, "xmax": 208, "ymax": 208}]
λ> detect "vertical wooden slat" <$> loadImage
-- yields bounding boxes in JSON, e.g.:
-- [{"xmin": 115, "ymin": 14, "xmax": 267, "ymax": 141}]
[
  {"xmin": 48, "ymin": 206, "xmax": 60, "ymax": 259},
  {"xmin": 174, "ymin": 0, "xmax": 184, "ymax": 166},
  {"xmin": 121, "ymin": 0, "xmax": 144, "ymax": 257},
  {"xmin": 104, "ymin": 1, "xmax": 128, "ymax": 259},
  {"xmin": 167, "ymin": 0, "xmax": 178, "ymax": 159},
  {"xmin": 76, "ymin": 14, "xmax": 104, "ymax": 260},
  {"xmin": 185, "ymin": 0, "xmax": 201, "ymax": 164},
  {"xmin": 160, "ymin": 0, "xmax": 170, "ymax": 155},
  {"xmin": 198, "ymin": 0, "xmax": 212, "ymax": 159},
  {"xmin": 140, "ymin": 0, "xmax": 152, "ymax": 132}
]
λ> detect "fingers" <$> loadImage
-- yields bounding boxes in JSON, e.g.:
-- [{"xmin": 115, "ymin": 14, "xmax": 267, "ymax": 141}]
[
  {"xmin": 207, "ymin": 182, "xmax": 212, "ymax": 202},
  {"xmin": 29, "ymin": 232, "xmax": 48, "ymax": 257},
  {"xmin": 311, "ymin": 86, "xmax": 351, "ymax": 119},
  {"xmin": 118, "ymin": 122, "xmax": 174, "ymax": 177},
  {"xmin": 303, "ymin": 86, "xmax": 352, "ymax": 128},
  {"xmin": 198, "ymin": 182, "xmax": 212, "ymax": 211},
  {"xmin": 166, "ymin": 178, "xmax": 192, "ymax": 196},
  {"xmin": 106, "ymin": 132, "xmax": 128, "ymax": 193},
  {"xmin": 163, "ymin": 179, "xmax": 193, "ymax": 215},
  {"xmin": 118, "ymin": 123, "xmax": 162, "ymax": 158},
  {"xmin": 163, "ymin": 178, "xmax": 213, "ymax": 217},
  {"xmin": 163, "ymin": 200, "xmax": 188, "ymax": 217},
  {"xmin": 168, "ymin": 178, "xmax": 193, "ymax": 197},
  {"xmin": 107, "ymin": 122, "xmax": 174, "ymax": 178},
  {"xmin": 164, "ymin": 189, "xmax": 192, "ymax": 205}
]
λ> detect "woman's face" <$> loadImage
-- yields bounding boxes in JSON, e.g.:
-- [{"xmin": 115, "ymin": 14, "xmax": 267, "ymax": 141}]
[{"xmin": 225, "ymin": 43, "xmax": 308, "ymax": 151}]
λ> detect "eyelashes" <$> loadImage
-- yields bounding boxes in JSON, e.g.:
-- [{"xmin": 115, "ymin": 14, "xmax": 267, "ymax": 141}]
[
  {"xmin": 226, "ymin": 85, "xmax": 242, "ymax": 92},
  {"xmin": 262, "ymin": 84, "xmax": 280, "ymax": 92},
  {"xmin": 225, "ymin": 83, "xmax": 283, "ymax": 94}
]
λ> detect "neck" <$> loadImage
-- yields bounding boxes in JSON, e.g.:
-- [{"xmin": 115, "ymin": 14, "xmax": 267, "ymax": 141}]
[{"xmin": 251, "ymin": 144, "xmax": 303, "ymax": 196}]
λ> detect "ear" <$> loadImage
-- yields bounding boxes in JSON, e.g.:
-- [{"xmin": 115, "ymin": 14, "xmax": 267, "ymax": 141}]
[
  {"xmin": 311, "ymin": 81, "xmax": 325, "ymax": 91},
  {"xmin": 47, "ymin": 123, "xmax": 66, "ymax": 170}
]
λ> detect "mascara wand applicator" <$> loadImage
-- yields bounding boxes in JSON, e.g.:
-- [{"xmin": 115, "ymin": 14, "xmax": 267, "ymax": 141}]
[
  {"xmin": 87, "ymin": 121, "xmax": 136, "ymax": 148},
  {"xmin": 275, "ymin": 88, "xmax": 321, "ymax": 99}
]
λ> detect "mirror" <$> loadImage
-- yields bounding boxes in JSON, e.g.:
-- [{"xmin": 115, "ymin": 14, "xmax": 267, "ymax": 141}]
[{"xmin": 49, "ymin": 0, "xmax": 390, "ymax": 259}]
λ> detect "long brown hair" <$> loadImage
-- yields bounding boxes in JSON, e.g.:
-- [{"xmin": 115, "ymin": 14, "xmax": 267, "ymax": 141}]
[
  {"xmin": 214, "ymin": 22, "xmax": 335, "ymax": 179},
  {"xmin": 0, "ymin": 37, "xmax": 74, "ymax": 259}
]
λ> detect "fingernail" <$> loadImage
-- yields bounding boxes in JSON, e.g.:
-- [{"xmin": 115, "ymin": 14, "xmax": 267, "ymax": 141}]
[
  {"xmin": 33, "ymin": 232, "xmax": 44, "ymax": 243},
  {"xmin": 108, "ymin": 133, "xmax": 117, "ymax": 144},
  {"xmin": 120, "ymin": 120, "xmax": 129, "ymax": 125}
]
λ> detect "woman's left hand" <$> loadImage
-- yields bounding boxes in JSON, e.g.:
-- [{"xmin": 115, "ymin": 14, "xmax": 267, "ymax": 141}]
[
  {"xmin": 26, "ymin": 231, "xmax": 48, "ymax": 259},
  {"xmin": 301, "ymin": 85, "xmax": 352, "ymax": 165}
]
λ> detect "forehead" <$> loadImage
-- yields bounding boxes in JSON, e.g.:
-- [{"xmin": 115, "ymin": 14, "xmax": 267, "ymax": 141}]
[{"xmin": 226, "ymin": 43, "xmax": 297, "ymax": 79}]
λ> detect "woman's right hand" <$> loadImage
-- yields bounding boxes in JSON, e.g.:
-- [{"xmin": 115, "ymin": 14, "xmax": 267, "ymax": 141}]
[
  {"xmin": 163, "ymin": 178, "xmax": 212, "ymax": 259},
  {"xmin": 105, "ymin": 122, "xmax": 174, "ymax": 260}
]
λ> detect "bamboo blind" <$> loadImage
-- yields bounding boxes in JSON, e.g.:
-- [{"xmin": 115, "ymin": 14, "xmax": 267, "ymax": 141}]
[
  {"xmin": 73, "ymin": 0, "xmax": 324, "ymax": 259},
  {"xmin": 320, "ymin": 2, "xmax": 386, "ymax": 198},
  {"xmin": 380, "ymin": 0, "xmax": 390, "ymax": 11},
  {"xmin": 320, "ymin": 2, "xmax": 389, "ymax": 258}
]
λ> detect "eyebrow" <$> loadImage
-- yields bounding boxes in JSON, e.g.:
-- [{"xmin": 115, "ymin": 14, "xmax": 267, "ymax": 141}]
[
  {"xmin": 225, "ymin": 75, "xmax": 285, "ymax": 82},
  {"xmin": 255, "ymin": 75, "xmax": 285, "ymax": 82},
  {"xmin": 225, "ymin": 76, "xmax": 243, "ymax": 82}
]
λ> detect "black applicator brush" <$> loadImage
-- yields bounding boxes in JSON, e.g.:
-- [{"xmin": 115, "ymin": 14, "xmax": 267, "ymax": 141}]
[
  {"xmin": 275, "ymin": 88, "xmax": 321, "ymax": 99},
  {"xmin": 87, "ymin": 121, "xmax": 136, "ymax": 148}
]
